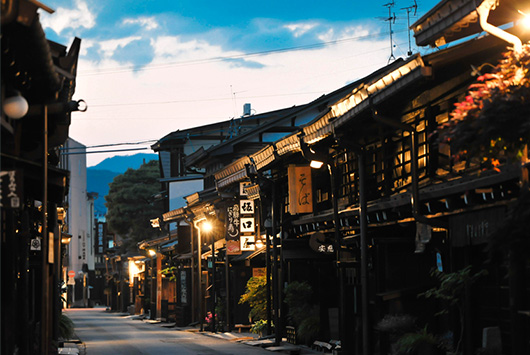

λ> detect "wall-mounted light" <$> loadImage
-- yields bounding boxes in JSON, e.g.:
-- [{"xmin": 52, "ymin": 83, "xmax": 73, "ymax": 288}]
[
  {"xmin": 255, "ymin": 239, "xmax": 264, "ymax": 249},
  {"xmin": 299, "ymin": 136, "xmax": 329, "ymax": 169},
  {"xmin": 310, "ymin": 160, "xmax": 325, "ymax": 169},
  {"xmin": 201, "ymin": 220, "xmax": 213, "ymax": 233},
  {"xmin": 148, "ymin": 249, "xmax": 156, "ymax": 257},
  {"xmin": 2, "ymin": 92, "xmax": 29, "ymax": 119},
  {"xmin": 61, "ymin": 234, "xmax": 72, "ymax": 245}
]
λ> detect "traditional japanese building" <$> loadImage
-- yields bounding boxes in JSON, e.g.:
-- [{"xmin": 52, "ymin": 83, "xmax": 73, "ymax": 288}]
[
  {"xmin": 1, "ymin": 0, "xmax": 85, "ymax": 353},
  {"xmin": 139, "ymin": 1, "xmax": 530, "ymax": 354}
]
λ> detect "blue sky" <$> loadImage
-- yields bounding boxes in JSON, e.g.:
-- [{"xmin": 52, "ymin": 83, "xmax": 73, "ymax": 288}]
[{"xmin": 40, "ymin": 0, "xmax": 440, "ymax": 166}]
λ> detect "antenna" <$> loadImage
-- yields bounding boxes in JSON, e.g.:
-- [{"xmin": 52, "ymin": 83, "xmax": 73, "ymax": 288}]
[
  {"xmin": 230, "ymin": 85, "xmax": 237, "ymax": 118},
  {"xmin": 381, "ymin": 1, "xmax": 397, "ymax": 63},
  {"xmin": 402, "ymin": 0, "xmax": 418, "ymax": 56}
]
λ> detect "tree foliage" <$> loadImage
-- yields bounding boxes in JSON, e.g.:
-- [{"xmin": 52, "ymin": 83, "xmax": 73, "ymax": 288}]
[
  {"xmin": 438, "ymin": 43, "xmax": 530, "ymax": 169},
  {"xmin": 239, "ymin": 276, "xmax": 267, "ymax": 322},
  {"xmin": 105, "ymin": 160, "xmax": 164, "ymax": 252},
  {"xmin": 419, "ymin": 266, "xmax": 487, "ymax": 354}
]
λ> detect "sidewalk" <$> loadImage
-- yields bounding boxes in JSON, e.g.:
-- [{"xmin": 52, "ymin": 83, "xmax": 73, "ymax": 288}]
[
  {"xmin": 63, "ymin": 309, "xmax": 333, "ymax": 355},
  {"xmin": 132, "ymin": 316, "xmax": 331, "ymax": 355}
]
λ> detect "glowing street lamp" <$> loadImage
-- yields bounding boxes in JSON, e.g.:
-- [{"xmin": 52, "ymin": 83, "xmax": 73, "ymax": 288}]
[{"xmin": 202, "ymin": 221, "xmax": 213, "ymax": 233}]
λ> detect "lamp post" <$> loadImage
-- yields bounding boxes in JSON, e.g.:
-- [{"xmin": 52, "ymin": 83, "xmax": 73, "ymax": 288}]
[
  {"xmin": 204, "ymin": 221, "xmax": 217, "ymax": 333},
  {"xmin": 300, "ymin": 138, "xmax": 355, "ymax": 354},
  {"xmin": 194, "ymin": 218, "xmax": 212, "ymax": 332}
]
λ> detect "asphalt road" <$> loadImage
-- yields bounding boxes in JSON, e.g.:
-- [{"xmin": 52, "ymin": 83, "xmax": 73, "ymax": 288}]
[{"xmin": 64, "ymin": 308, "xmax": 274, "ymax": 355}]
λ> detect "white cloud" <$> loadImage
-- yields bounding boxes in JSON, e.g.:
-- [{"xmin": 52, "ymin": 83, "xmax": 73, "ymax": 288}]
[
  {"xmin": 71, "ymin": 28, "xmax": 395, "ymax": 167},
  {"xmin": 318, "ymin": 25, "xmax": 371, "ymax": 42},
  {"xmin": 151, "ymin": 36, "xmax": 241, "ymax": 62},
  {"xmin": 284, "ymin": 22, "xmax": 318, "ymax": 38},
  {"xmin": 122, "ymin": 17, "xmax": 159, "ymax": 31},
  {"xmin": 98, "ymin": 36, "xmax": 142, "ymax": 59},
  {"xmin": 40, "ymin": 0, "xmax": 96, "ymax": 35}
]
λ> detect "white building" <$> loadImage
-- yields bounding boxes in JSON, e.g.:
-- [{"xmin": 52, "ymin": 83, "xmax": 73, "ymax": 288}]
[{"xmin": 60, "ymin": 138, "xmax": 96, "ymax": 307}]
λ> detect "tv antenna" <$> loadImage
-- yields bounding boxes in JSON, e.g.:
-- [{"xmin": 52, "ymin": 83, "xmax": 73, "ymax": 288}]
[
  {"xmin": 381, "ymin": 1, "xmax": 397, "ymax": 63},
  {"xmin": 402, "ymin": 0, "xmax": 418, "ymax": 56}
]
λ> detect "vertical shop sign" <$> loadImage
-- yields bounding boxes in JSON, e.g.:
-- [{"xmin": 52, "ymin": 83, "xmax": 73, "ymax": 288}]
[
  {"xmin": 288, "ymin": 165, "xmax": 313, "ymax": 214},
  {"xmin": 226, "ymin": 203, "xmax": 241, "ymax": 255},
  {"xmin": 180, "ymin": 270, "xmax": 188, "ymax": 304},
  {"xmin": 0, "ymin": 170, "xmax": 23, "ymax": 209},
  {"xmin": 239, "ymin": 187, "xmax": 256, "ymax": 251}
]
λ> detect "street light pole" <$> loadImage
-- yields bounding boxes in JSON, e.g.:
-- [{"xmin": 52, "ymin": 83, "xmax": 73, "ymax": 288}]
[
  {"xmin": 328, "ymin": 162, "xmax": 349, "ymax": 352},
  {"xmin": 193, "ymin": 219, "xmax": 204, "ymax": 331},
  {"xmin": 210, "ymin": 229, "xmax": 216, "ymax": 333}
]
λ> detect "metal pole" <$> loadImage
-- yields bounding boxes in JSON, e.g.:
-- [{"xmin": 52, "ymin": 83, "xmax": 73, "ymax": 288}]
[
  {"xmin": 225, "ymin": 249, "xmax": 231, "ymax": 332},
  {"xmin": 329, "ymin": 163, "xmax": 348, "ymax": 352},
  {"xmin": 197, "ymin": 226, "xmax": 203, "ymax": 331},
  {"xmin": 266, "ymin": 226, "xmax": 272, "ymax": 335},
  {"xmin": 190, "ymin": 223, "xmax": 196, "ymax": 323},
  {"xmin": 211, "ymin": 232, "xmax": 216, "ymax": 333},
  {"xmin": 41, "ymin": 105, "xmax": 50, "ymax": 354},
  {"xmin": 358, "ymin": 149, "xmax": 370, "ymax": 355},
  {"xmin": 271, "ymin": 184, "xmax": 281, "ymax": 345}
]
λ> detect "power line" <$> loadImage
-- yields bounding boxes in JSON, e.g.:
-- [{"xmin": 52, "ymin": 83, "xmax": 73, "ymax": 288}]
[
  {"xmin": 77, "ymin": 30, "xmax": 407, "ymax": 77},
  {"xmin": 60, "ymin": 139, "xmax": 158, "ymax": 150},
  {"xmin": 61, "ymin": 147, "xmax": 151, "ymax": 155}
]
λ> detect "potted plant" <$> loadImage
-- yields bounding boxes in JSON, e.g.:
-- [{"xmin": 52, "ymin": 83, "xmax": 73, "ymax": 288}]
[
  {"xmin": 283, "ymin": 281, "xmax": 320, "ymax": 345},
  {"xmin": 419, "ymin": 266, "xmax": 487, "ymax": 354},
  {"xmin": 396, "ymin": 325, "xmax": 439, "ymax": 355},
  {"xmin": 377, "ymin": 314, "xmax": 417, "ymax": 353},
  {"xmin": 251, "ymin": 319, "xmax": 274, "ymax": 337}
]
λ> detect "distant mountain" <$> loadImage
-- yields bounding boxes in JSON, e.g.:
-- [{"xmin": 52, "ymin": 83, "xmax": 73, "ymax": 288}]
[
  {"xmin": 89, "ymin": 153, "xmax": 158, "ymax": 173},
  {"xmin": 87, "ymin": 153, "xmax": 158, "ymax": 216}
]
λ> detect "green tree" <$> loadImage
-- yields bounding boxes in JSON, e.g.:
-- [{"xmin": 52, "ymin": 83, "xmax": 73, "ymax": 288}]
[
  {"xmin": 105, "ymin": 160, "xmax": 164, "ymax": 252},
  {"xmin": 239, "ymin": 276, "xmax": 267, "ymax": 322}
]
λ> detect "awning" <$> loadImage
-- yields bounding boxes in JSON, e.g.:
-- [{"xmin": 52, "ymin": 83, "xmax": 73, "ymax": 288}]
[
  {"xmin": 138, "ymin": 235, "xmax": 171, "ymax": 250},
  {"xmin": 160, "ymin": 239, "xmax": 179, "ymax": 252},
  {"xmin": 230, "ymin": 246, "xmax": 266, "ymax": 261}
]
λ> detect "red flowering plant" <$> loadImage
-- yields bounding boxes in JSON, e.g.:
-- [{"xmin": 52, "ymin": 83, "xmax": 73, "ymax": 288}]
[{"xmin": 438, "ymin": 42, "xmax": 530, "ymax": 171}]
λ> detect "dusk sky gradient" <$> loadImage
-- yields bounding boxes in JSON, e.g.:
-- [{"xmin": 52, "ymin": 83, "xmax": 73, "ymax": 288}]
[{"xmin": 40, "ymin": 0, "xmax": 441, "ymax": 166}]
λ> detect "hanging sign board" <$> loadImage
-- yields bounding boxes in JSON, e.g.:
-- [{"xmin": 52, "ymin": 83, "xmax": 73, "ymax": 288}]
[
  {"xmin": 449, "ymin": 207, "xmax": 505, "ymax": 247},
  {"xmin": 240, "ymin": 181, "xmax": 252, "ymax": 196},
  {"xmin": 288, "ymin": 165, "xmax": 313, "ymax": 214},
  {"xmin": 241, "ymin": 235, "xmax": 255, "ymax": 251},
  {"xmin": 240, "ymin": 199, "xmax": 254, "ymax": 214},
  {"xmin": 0, "ymin": 170, "xmax": 23, "ymax": 209},
  {"xmin": 240, "ymin": 217, "xmax": 255, "ymax": 233},
  {"xmin": 226, "ymin": 203, "xmax": 241, "ymax": 255}
]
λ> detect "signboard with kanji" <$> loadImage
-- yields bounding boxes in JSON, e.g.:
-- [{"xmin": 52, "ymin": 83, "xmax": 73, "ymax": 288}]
[
  {"xmin": 226, "ymin": 203, "xmax": 241, "ymax": 255},
  {"xmin": 240, "ymin": 217, "xmax": 255, "ymax": 233},
  {"xmin": 240, "ymin": 181, "xmax": 252, "ymax": 196},
  {"xmin": 288, "ymin": 165, "xmax": 313, "ymax": 214},
  {"xmin": 241, "ymin": 235, "xmax": 255, "ymax": 251},
  {"xmin": 240, "ymin": 199, "xmax": 254, "ymax": 214},
  {"xmin": 0, "ymin": 170, "xmax": 23, "ymax": 209}
]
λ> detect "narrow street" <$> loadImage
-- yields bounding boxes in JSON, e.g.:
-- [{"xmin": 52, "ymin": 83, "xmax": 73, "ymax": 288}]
[{"xmin": 64, "ymin": 308, "xmax": 276, "ymax": 355}]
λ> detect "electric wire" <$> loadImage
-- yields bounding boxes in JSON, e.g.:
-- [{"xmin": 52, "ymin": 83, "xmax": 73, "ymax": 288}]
[{"xmin": 77, "ymin": 29, "xmax": 409, "ymax": 77}]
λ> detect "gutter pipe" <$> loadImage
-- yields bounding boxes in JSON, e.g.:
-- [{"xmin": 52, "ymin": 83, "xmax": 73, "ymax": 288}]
[{"xmin": 476, "ymin": 0, "xmax": 523, "ymax": 54}]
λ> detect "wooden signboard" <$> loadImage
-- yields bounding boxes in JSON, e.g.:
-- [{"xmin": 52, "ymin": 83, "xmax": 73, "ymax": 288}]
[{"xmin": 288, "ymin": 165, "xmax": 313, "ymax": 214}]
